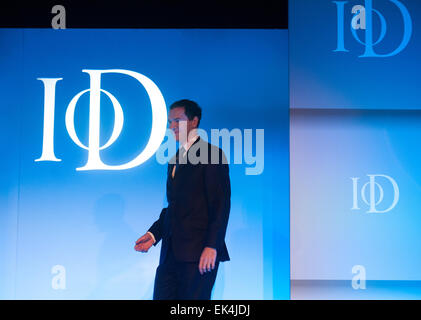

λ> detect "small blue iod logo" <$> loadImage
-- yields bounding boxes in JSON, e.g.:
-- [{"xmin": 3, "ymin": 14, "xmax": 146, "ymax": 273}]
[{"xmin": 333, "ymin": 0, "xmax": 412, "ymax": 57}]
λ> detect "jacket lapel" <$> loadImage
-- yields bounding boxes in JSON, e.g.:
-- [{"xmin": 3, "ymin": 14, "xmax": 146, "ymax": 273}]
[{"xmin": 172, "ymin": 136, "xmax": 201, "ymax": 179}]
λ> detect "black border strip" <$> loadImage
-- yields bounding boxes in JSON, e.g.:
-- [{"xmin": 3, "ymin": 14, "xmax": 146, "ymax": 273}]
[{"xmin": 0, "ymin": 0, "xmax": 288, "ymax": 29}]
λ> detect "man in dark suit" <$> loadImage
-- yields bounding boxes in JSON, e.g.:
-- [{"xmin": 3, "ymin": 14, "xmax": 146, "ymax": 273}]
[{"xmin": 134, "ymin": 99, "xmax": 231, "ymax": 300}]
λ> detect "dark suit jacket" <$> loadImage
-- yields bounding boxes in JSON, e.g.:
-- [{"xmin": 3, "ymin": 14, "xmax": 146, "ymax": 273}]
[{"xmin": 148, "ymin": 137, "xmax": 231, "ymax": 264}]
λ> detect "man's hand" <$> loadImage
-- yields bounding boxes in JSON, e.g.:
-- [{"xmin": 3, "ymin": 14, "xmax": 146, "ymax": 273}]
[
  {"xmin": 134, "ymin": 233, "xmax": 155, "ymax": 253},
  {"xmin": 198, "ymin": 247, "xmax": 217, "ymax": 275}
]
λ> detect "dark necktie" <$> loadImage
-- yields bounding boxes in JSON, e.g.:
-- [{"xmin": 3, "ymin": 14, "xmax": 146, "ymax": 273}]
[{"xmin": 172, "ymin": 146, "xmax": 185, "ymax": 178}]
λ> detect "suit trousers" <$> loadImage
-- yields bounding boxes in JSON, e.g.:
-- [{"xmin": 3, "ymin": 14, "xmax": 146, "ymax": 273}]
[{"xmin": 153, "ymin": 240, "xmax": 220, "ymax": 300}]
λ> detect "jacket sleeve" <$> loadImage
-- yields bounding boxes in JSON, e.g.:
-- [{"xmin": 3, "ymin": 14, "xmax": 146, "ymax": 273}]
[
  {"xmin": 203, "ymin": 149, "xmax": 231, "ymax": 250},
  {"xmin": 148, "ymin": 207, "xmax": 167, "ymax": 246},
  {"xmin": 148, "ymin": 164, "xmax": 171, "ymax": 246}
]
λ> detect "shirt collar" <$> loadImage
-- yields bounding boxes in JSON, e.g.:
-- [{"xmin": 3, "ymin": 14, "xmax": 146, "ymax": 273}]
[{"xmin": 181, "ymin": 130, "xmax": 199, "ymax": 154}]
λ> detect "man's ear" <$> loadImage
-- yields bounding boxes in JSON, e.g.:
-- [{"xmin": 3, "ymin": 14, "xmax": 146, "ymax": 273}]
[{"xmin": 192, "ymin": 116, "xmax": 199, "ymax": 128}]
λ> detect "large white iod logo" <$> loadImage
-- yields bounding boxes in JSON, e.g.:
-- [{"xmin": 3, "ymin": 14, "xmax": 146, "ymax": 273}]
[{"xmin": 35, "ymin": 69, "xmax": 168, "ymax": 170}]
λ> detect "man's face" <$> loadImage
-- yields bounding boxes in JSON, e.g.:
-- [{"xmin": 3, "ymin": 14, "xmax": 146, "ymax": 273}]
[{"xmin": 168, "ymin": 107, "xmax": 197, "ymax": 142}]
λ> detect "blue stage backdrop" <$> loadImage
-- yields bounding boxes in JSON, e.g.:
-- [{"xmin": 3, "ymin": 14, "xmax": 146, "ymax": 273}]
[
  {"xmin": 290, "ymin": 0, "xmax": 421, "ymax": 110},
  {"xmin": 290, "ymin": 0, "xmax": 421, "ymax": 299},
  {"xmin": 0, "ymin": 29, "xmax": 289, "ymax": 299}
]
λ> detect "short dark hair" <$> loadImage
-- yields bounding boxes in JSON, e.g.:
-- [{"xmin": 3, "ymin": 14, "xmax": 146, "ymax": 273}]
[{"xmin": 169, "ymin": 99, "xmax": 202, "ymax": 127}]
